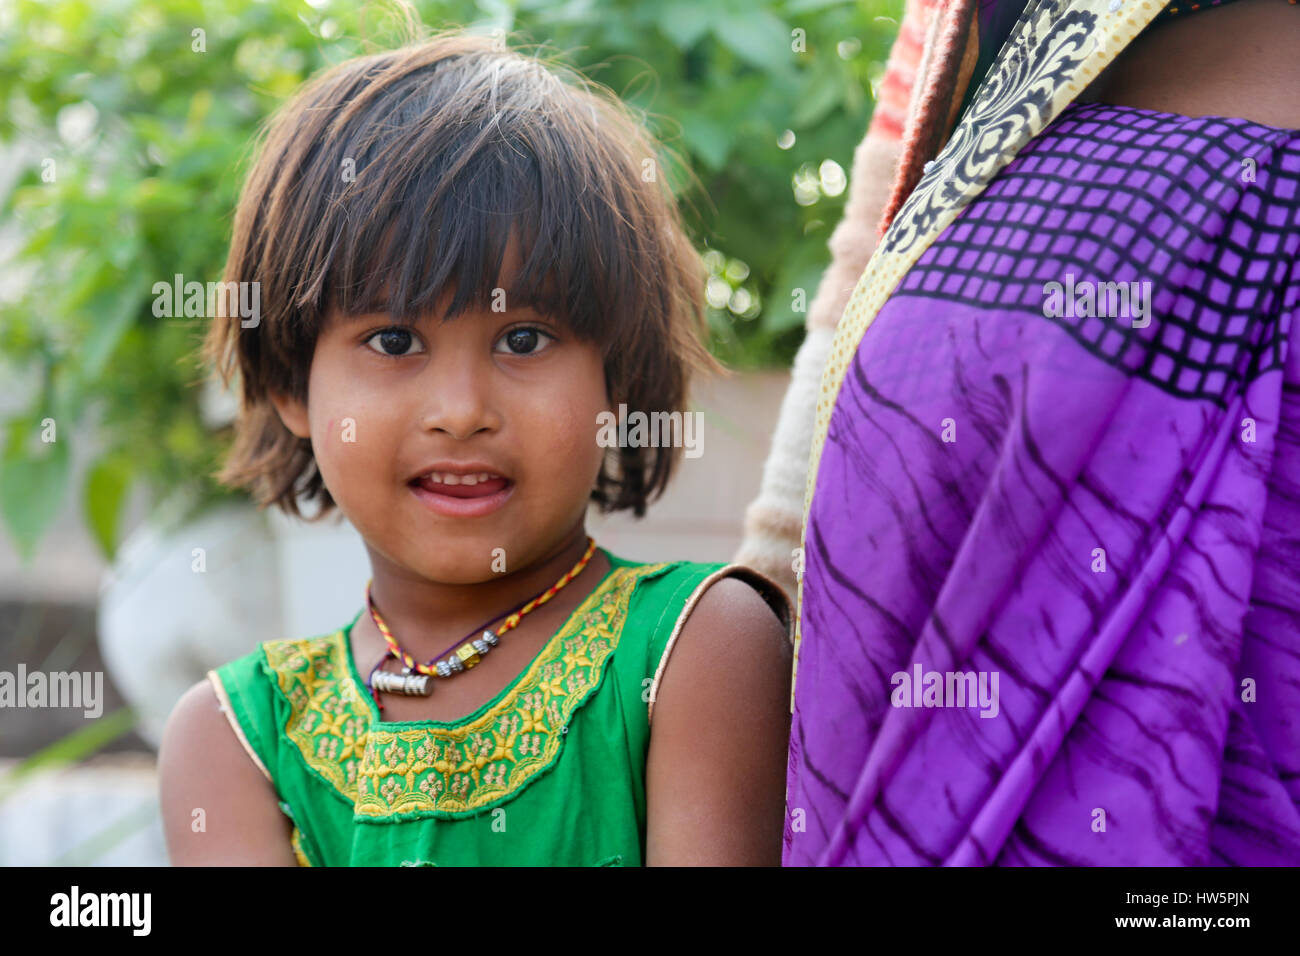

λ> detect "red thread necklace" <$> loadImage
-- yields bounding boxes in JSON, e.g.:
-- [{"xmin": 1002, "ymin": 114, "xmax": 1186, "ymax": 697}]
[{"xmin": 364, "ymin": 536, "xmax": 598, "ymax": 708}]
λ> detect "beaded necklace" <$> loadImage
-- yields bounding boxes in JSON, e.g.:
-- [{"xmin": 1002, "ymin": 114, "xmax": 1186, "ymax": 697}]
[{"xmin": 364, "ymin": 536, "xmax": 598, "ymax": 707}]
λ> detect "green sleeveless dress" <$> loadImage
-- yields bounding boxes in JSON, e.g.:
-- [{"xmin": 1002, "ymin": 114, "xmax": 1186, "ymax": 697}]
[{"xmin": 208, "ymin": 548, "xmax": 791, "ymax": 866}]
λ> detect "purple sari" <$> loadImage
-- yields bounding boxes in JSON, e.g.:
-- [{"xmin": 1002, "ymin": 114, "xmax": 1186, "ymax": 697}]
[{"xmin": 785, "ymin": 101, "xmax": 1300, "ymax": 865}]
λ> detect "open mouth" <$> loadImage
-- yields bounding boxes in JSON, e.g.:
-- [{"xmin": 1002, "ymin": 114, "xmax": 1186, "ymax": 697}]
[
  {"xmin": 409, "ymin": 473, "xmax": 513, "ymax": 499},
  {"xmin": 407, "ymin": 469, "xmax": 517, "ymax": 518}
]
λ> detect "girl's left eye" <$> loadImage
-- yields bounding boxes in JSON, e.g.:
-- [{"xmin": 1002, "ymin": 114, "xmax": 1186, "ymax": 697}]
[
  {"xmin": 494, "ymin": 326, "xmax": 555, "ymax": 356},
  {"xmin": 364, "ymin": 327, "xmax": 425, "ymax": 357}
]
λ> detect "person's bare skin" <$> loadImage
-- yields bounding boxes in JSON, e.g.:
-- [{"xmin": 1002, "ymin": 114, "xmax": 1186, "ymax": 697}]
[
  {"xmin": 1079, "ymin": 0, "xmax": 1300, "ymax": 129},
  {"xmin": 159, "ymin": 680, "xmax": 298, "ymax": 865}
]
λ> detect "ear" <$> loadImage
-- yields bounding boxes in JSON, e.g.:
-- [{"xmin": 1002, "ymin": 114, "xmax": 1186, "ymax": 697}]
[{"xmin": 269, "ymin": 389, "xmax": 311, "ymax": 440}]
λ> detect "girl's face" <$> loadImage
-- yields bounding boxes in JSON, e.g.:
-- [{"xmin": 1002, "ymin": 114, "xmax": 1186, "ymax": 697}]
[{"xmin": 271, "ymin": 259, "xmax": 612, "ymax": 586}]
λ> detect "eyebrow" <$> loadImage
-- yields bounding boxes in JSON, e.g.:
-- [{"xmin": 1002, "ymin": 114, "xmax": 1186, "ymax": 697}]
[{"xmin": 334, "ymin": 302, "xmax": 557, "ymax": 324}]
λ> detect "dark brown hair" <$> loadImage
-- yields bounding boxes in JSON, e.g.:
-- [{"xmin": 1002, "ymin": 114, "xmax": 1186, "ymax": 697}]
[{"xmin": 205, "ymin": 27, "xmax": 722, "ymax": 520}]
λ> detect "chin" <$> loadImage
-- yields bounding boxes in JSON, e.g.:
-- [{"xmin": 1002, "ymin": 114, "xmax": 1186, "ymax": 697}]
[{"xmin": 404, "ymin": 548, "xmax": 497, "ymax": 584}]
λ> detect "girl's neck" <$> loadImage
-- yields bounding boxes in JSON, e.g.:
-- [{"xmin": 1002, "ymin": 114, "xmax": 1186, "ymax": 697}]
[{"xmin": 362, "ymin": 525, "xmax": 605, "ymax": 662}]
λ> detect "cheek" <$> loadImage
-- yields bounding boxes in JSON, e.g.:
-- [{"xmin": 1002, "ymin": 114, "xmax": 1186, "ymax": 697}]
[
  {"xmin": 550, "ymin": 374, "xmax": 609, "ymax": 461},
  {"xmin": 513, "ymin": 370, "xmax": 606, "ymax": 479},
  {"xmin": 522, "ymin": 398, "xmax": 596, "ymax": 469},
  {"xmin": 305, "ymin": 383, "xmax": 385, "ymax": 493}
]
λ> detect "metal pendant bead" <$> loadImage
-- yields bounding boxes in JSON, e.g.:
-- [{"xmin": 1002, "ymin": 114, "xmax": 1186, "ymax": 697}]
[
  {"xmin": 471, "ymin": 638, "xmax": 490, "ymax": 656},
  {"xmin": 373, "ymin": 670, "xmax": 432, "ymax": 696},
  {"xmin": 435, "ymin": 660, "xmax": 452, "ymax": 678},
  {"xmin": 455, "ymin": 643, "xmax": 482, "ymax": 669},
  {"xmin": 481, "ymin": 630, "xmax": 499, "ymax": 647},
  {"xmin": 403, "ymin": 672, "xmax": 431, "ymax": 695},
  {"xmin": 447, "ymin": 656, "xmax": 465, "ymax": 673}
]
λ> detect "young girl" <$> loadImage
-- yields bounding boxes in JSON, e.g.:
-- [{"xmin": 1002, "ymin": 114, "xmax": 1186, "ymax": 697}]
[{"xmin": 157, "ymin": 30, "xmax": 793, "ymax": 867}]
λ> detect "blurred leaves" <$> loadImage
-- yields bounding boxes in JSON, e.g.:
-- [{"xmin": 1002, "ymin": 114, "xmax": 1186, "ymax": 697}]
[
  {"xmin": 0, "ymin": 0, "xmax": 903, "ymax": 560},
  {"xmin": 0, "ymin": 416, "xmax": 71, "ymax": 561},
  {"xmin": 84, "ymin": 452, "xmax": 134, "ymax": 558}
]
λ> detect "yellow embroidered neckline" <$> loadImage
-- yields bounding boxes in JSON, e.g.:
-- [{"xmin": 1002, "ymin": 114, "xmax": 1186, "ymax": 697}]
[{"xmin": 264, "ymin": 562, "xmax": 667, "ymax": 818}]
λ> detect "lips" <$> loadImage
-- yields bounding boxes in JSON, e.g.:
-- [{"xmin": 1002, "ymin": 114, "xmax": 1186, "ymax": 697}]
[
  {"xmin": 411, "ymin": 474, "xmax": 511, "ymax": 499},
  {"xmin": 406, "ymin": 460, "xmax": 515, "ymax": 517},
  {"xmin": 408, "ymin": 472, "xmax": 516, "ymax": 518}
]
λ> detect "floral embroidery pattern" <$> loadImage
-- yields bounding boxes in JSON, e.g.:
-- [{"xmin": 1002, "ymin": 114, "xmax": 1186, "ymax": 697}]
[{"xmin": 264, "ymin": 564, "xmax": 667, "ymax": 819}]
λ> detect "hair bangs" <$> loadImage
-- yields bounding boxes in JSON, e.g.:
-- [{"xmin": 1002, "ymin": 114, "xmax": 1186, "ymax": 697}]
[{"xmin": 312, "ymin": 60, "xmax": 639, "ymax": 355}]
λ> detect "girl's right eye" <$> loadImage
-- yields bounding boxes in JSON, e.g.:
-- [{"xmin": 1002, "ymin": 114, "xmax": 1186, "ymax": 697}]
[{"xmin": 364, "ymin": 327, "xmax": 425, "ymax": 357}]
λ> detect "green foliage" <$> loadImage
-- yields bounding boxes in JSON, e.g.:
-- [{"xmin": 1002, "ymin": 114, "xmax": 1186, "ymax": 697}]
[{"xmin": 0, "ymin": 0, "xmax": 904, "ymax": 560}]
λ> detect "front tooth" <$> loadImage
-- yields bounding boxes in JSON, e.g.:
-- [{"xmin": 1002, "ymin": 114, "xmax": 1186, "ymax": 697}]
[
  {"xmin": 460, "ymin": 473, "xmax": 479, "ymax": 486},
  {"xmin": 476, "ymin": 472, "xmax": 491, "ymax": 482},
  {"xmin": 440, "ymin": 473, "xmax": 461, "ymax": 486}
]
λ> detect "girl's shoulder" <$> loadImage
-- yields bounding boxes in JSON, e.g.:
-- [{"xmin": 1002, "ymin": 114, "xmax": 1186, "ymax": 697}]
[
  {"xmin": 605, "ymin": 550, "xmax": 792, "ymax": 641},
  {"xmin": 602, "ymin": 549, "xmax": 793, "ymax": 719},
  {"xmin": 205, "ymin": 625, "xmax": 354, "ymax": 789}
]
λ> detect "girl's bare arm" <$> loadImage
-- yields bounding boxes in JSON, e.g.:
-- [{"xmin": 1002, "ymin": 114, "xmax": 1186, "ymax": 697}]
[
  {"xmin": 645, "ymin": 577, "xmax": 792, "ymax": 865},
  {"xmin": 158, "ymin": 680, "xmax": 298, "ymax": 866}
]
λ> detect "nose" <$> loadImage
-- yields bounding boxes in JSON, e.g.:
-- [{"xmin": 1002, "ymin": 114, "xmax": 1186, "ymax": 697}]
[{"xmin": 417, "ymin": 342, "xmax": 501, "ymax": 439}]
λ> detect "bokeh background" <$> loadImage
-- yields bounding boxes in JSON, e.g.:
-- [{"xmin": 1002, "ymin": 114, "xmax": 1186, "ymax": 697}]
[{"xmin": 0, "ymin": 0, "xmax": 902, "ymax": 864}]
